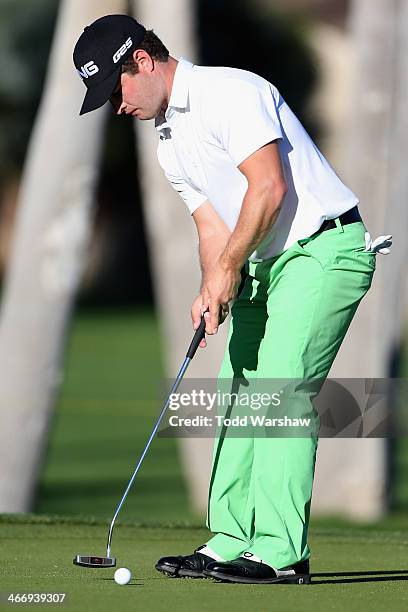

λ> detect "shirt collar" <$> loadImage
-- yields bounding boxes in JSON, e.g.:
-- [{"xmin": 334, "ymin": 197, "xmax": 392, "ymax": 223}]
[
  {"xmin": 167, "ymin": 57, "xmax": 194, "ymax": 110},
  {"xmin": 155, "ymin": 57, "xmax": 194, "ymax": 132}
]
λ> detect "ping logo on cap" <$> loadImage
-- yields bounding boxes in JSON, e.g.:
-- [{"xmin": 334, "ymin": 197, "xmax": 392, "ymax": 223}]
[
  {"xmin": 77, "ymin": 61, "xmax": 99, "ymax": 79},
  {"xmin": 113, "ymin": 37, "xmax": 133, "ymax": 63}
]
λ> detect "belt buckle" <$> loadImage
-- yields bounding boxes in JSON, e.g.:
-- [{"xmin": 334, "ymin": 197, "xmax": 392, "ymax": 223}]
[{"xmin": 322, "ymin": 219, "xmax": 335, "ymax": 232}]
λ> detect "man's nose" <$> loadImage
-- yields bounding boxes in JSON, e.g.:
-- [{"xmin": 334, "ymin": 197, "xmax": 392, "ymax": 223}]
[{"xmin": 116, "ymin": 101, "xmax": 126, "ymax": 115}]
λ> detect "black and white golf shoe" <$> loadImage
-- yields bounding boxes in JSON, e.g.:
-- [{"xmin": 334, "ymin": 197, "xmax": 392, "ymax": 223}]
[
  {"xmin": 155, "ymin": 545, "xmax": 216, "ymax": 579},
  {"xmin": 204, "ymin": 555, "xmax": 311, "ymax": 584}
]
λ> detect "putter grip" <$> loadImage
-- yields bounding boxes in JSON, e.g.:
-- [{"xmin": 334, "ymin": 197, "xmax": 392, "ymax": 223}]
[{"xmin": 186, "ymin": 316, "xmax": 206, "ymax": 359}]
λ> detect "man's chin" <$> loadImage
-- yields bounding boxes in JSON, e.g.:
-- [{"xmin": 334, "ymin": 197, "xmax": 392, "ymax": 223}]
[{"xmin": 133, "ymin": 111, "xmax": 156, "ymax": 121}]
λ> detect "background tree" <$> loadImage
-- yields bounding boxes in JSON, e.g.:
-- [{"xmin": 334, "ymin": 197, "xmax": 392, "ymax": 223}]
[
  {"xmin": 312, "ymin": 0, "xmax": 406, "ymax": 519},
  {"xmin": 0, "ymin": 0, "xmax": 128, "ymax": 512}
]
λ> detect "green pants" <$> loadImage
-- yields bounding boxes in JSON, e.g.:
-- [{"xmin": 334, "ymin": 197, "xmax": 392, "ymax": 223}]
[{"xmin": 205, "ymin": 218, "xmax": 376, "ymax": 568}]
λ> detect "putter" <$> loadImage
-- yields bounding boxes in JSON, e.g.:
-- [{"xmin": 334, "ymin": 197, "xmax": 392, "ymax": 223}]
[{"xmin": 73, "ymin": 314, "xmax": 208, "ymax": 568}]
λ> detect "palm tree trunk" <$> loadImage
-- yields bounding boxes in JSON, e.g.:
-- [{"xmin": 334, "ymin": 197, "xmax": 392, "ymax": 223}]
[
  {"xmin": 0, "ymin": 0, "xmax": 127, "ymax": 512},
  {"xmin": 313, "ymin": 0, "xmax": 402, "ymax": 519}
]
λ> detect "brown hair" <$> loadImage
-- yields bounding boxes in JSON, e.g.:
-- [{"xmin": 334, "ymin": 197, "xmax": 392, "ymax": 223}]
[{"xmin": 121, "ymin": 30, "xmax": 169, "ymax": 74}]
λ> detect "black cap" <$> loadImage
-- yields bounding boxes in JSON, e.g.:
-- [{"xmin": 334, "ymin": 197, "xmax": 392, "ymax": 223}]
[{"xmin": 73, "ymin": 14, "xmax": 146, "ymax": 115}]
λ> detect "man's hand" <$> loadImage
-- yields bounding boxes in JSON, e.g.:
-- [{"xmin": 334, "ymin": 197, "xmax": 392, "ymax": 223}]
[
  {"xmin": 191, "ymin": 263, "xmax": 238, "ymax": 348},
  {"xmin": 191, "ymin": 294, "xmax": 231, "ymax": 349},
  {"xmin": 200, "ymin": 259, "xmax": 241, "ymax": 335}
]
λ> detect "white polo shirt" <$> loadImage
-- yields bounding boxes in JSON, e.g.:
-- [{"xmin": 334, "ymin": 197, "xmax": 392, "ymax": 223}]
[{"xmin": 155, "ymin": 58, "xmax": 359, "ymax": 261}]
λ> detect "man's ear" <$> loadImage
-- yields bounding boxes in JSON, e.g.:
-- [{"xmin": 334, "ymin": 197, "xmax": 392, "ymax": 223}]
[{"xmin": 132, "ymin": 49, "xmax": 153, "ymax": 72}]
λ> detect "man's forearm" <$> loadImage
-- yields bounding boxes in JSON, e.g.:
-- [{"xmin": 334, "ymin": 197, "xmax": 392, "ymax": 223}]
[
  {"xmin": 198, "ymin": 231, "xmax": 231, "ymax": 290},
  {"xmin": 218, "ymin": 185, "xmax": 285, "ymax": 271}
]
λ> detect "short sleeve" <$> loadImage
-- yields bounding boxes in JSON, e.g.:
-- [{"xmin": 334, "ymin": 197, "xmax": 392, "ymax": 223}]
[
  {"xmin": 164, "ymin": 171, "xmax": 208, "ymax": 214},
  {"xmin": 208, "ymin": 80, "xmax": 283, "ymax": 167}
]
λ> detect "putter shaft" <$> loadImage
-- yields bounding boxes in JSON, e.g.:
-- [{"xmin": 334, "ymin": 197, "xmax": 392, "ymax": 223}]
[{"xmin": 106, "ymin": 356, "xmax": 192, "ymax": 557}]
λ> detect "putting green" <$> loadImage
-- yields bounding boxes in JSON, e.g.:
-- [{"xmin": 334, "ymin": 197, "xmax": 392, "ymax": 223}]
[{"xmin": 1, "ymin": 515, "xmax": 408, "ymax": 611}]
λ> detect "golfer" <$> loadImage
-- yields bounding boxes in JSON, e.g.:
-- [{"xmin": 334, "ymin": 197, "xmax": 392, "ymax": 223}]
[{"xmin": 73, "ymin": 15, "xmax": 391, "ymax": 584}]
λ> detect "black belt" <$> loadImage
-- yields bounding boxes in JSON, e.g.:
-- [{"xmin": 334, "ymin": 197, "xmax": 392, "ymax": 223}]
[{"xmin": 315, "ymin": 205, "xmax": 362, "ymax": 235}]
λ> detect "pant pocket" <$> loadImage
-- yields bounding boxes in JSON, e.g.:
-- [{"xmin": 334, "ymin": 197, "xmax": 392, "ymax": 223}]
[
  {"xmin": 330, "ymin": 247, "xmax": 376, "ymax": 280},
  {"xmin": 295, "ymin": 238, "xmax": 334, "ymax": 272},
  {"xmin": 349, "ymin": 244, "xmax": 377, "ymax": 272}
]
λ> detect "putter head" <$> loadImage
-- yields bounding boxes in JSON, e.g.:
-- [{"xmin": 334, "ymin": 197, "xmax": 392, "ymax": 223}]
[{"xmin": 73, "ymin": 555, "xmax": 116, "ymax": 568}]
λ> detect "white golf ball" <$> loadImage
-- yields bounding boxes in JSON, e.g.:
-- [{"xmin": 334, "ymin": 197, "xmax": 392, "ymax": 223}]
[{"xmin": 114, "ymin": 567, "xmax": 132, "ymax": 585}]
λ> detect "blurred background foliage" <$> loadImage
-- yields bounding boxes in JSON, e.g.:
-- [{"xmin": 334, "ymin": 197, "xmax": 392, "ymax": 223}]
[
  {"xmin": 0, "ymin": 0, "xmax": 59, "ymax": 180},
  {"xmin": 198, "ymin": 0, "xmax": 320, "ymax": 138}
]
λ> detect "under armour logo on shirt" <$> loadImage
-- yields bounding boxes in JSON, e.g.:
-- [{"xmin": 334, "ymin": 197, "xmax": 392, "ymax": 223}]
[{"xmin": 157, "ymin": 124, "xmax": 172, "ymax": 140}]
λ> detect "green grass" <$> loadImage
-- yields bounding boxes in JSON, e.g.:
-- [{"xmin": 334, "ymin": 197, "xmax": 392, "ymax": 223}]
[
  {"xmin": 36, "ymin": 308, "xmax": 195, "ymax": 523},
  {"xmin": 1, "ymin": 515, "xmax": 408, "ymax": 612}
]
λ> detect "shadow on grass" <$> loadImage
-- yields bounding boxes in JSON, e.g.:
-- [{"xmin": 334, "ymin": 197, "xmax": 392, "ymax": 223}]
[
  {"xmin": 36, "ymin": 474, "xmax": 191, "ymax": 521},
  {"xmin": 100, "ymin": 578, "xmax": 144, "ymax": 586},
  {"xmin": 311, "ymin": 569, "xmax": 408, "ymax": 585},
  {"xmin": 38, "ymin": 475, "xmax": 184, "ymax": 499}
]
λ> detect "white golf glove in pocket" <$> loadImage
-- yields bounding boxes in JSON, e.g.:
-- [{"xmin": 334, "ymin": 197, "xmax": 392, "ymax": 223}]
[{"xmin": 364, "ymin": 232, "xmax": 393, "ymax": 255}]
